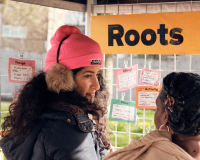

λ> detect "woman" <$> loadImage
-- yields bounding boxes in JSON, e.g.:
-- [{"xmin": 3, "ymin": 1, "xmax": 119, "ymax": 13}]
[
  {"xmin": 0, "ymin": 25, "xmax": 111, "ymax": 160},
  {"xmin": 103, "ymin": 72, "xmax": 200, "ymax": 160}
]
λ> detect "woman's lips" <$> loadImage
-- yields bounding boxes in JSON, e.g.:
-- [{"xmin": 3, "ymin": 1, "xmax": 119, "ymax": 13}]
[
  {"xmin": 90, "ymin": 93, "xmax": 95, "ymax": 97},
  {"xmin": 87, "ymin": 93, "xmax": 95, "ymax": 98},
  {"xmin": 85, "ymin": 93, "xmax": 95, "ymax": 103}
]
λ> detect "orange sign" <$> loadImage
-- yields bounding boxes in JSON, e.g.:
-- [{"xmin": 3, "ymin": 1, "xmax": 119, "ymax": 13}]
[
  {"xmin": 135, "ymin": 86, "xmax": 161, "ymax": 109},
  {"xmin": 91, "ymin": 11, "xmax": 200, "ymax": 54}
]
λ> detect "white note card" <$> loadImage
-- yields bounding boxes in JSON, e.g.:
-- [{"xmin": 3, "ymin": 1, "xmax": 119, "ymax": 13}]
[
  {"xmin": 118, "ymin": 71, "xmax": 136, "ymax": 89},
  {"xmin": 112, "ymin": 104, "xmax": 135, "ymax": 121},
  {"xmin": 139, "ymin": 68, "xmax": 161, "ymax": 86},
  {"xmin": 138, "ymin": 91, "xmax": 159, "ymax": 106},
  {"xmin": 141, "ymin": 71, "xmax": 159, "ymax": 85},
  {"xmin": 10, "ymin": 64, "xmax": 33, "ymax": 81}
]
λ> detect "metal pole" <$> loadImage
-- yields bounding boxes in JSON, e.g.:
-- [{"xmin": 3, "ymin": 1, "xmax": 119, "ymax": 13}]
[
  {"xmin": 132, "ymin": 3, "xmax": 133, "ymax": 14},
  {"xmin": 174, "ymin": 54, "xmax": 177, "ymax": 71},
  {"xmin": 91, "ymin": 4, "xmax": 94, "ymax": 15},
  {"xmin": 104, "ymin": 4, "xmax": 106, "ymax": 15},
  {"xmin": 146, "ymin": 2, "xmax": 147, "ymax": 13},
  {"xmin": 115, "ymin": 54, "xmax": 119, "ymax": 150},
  {"xmin": 189, "ymin": 55, "xmax": 192, "ymax": 72},
  {"xmin": 175, "ymin": 1, "xmax": 177, "ymax": 12},
  {"xmin": 85, "ymin": 0, "xmax": 94, "ymax": 37},
  {"xmin": 143, "ymin": 54, "xmax": 147, "ymax": 136},
  {"xmin": 159, "ymin": 54, "xmax": 161, "ymax": 85},
  {"xmin": 129, "ymin": 54, "xmax": 132, "ymax": 143},
  {"xmin": 118, "ymin": 3, "xmax": 119, "ymax": 15},
  {"xmin": 41, "ymin": 58, "xmax": 43, "ymax": 71},
  {"xmin": 103, "ymin": 54, "xmax": 105, "ymax": 78},
  {"xmin": 160, "ymin": 2, "xmax": 162, "ymax": 12},
  {"xmin": 0, "ymin": 57, "xmax": 1, "ymax": 128}
]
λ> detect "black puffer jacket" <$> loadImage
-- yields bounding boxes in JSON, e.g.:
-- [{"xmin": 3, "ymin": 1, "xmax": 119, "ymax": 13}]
[{"xmin": 0, "ymin": 110, "xmax": 108, "ymax": 160}]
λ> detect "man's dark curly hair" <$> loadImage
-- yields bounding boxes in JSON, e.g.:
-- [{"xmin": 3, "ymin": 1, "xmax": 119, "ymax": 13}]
[
  {"xmin": 159, "ymin": 72, "xmax": 200, "ymax": 136},
  {"xmin": 1, "ymin": 69, "xmax": 111, "ymax": 151}
]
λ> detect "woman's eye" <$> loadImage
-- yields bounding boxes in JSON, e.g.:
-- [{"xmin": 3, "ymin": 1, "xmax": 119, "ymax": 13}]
[{"xmin": 85, "ymin": 75, "xmax": 92, "ymax": 78}]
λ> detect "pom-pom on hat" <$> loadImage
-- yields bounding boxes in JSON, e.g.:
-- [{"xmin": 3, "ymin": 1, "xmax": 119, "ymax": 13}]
[{"xmin": 44, "ymin": 25, "xmax": 103, "ymax": 72}]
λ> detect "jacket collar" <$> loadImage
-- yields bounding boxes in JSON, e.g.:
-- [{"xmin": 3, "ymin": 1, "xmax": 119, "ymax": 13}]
[
  {"xmin": 44, "ymin": 96, "xmax": 95, "ymax": 132},
  {"xmin": 145, "ymin": 129, "xmax": 172, "ymax": 141},
  {"xmin": 74, "ymin": 113, "xmax": 95, "ymax": 132},
  {"xmin": 38, "ymin": 110, "xmax": 94, "ymax": 132},
  {"xmin": 128, "ymin": 130, "xmax": 172, "ymax": 150}
]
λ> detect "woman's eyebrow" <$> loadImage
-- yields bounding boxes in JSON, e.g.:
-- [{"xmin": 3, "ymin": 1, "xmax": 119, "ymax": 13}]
[{"xmin": 82, "ymin": 71, "xmax": 95, "ymax": 74}]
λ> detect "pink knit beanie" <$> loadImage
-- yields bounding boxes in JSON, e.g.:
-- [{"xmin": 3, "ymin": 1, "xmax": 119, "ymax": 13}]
[{"xmin": 44, "ymin": 25, "xmax": 103, "ymax": 72}]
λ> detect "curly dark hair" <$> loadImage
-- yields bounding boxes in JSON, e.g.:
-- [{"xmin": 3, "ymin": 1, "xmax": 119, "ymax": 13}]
[
  {"xmin": 1, "ymin": 69, "xmax": 111, "ymax": 151},
  {"xmin": 159, "ymin": 72, "xmax": 200, "ymax": 136}
]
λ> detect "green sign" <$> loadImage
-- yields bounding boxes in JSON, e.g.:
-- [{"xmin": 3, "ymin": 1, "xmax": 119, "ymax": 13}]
[{"xmin": 109, "ymin": 99, "xmax": 137, "ymax": 124}]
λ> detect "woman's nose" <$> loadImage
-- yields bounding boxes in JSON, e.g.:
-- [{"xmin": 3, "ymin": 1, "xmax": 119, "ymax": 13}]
[{"xmin": 92, "ymin": 76, "xmax": 100, "ymax": 91}]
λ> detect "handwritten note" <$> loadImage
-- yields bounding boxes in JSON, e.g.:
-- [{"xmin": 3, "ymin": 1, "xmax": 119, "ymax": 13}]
[
  {"xmin": 109, "ymin": 99, "xmax": 137, "ymax": 124},
  {"xmin": 138, "ymin": 92, "xmax": 159, "ymax": 106},
  {"xmin": 139, "ymin": 68, "xmax": 161, "ymax": 86},
  {"xmin": 135, "ymin": 86, "xmax": 161, "ymax": 109},
  {"xmin": 115, "ymin": 64, "xmax": 138, "ymax": 91},
  {"xmin": 8, "ymin": 58, "xmax": 35, "ymax": 84},
  {"xmin": 112, "ymin": 104, "xmax": 135, "ymax": 121}
]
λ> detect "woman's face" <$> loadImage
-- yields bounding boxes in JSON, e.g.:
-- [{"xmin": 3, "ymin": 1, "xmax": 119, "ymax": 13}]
[
  {"xmin": 154, "ymin": 96, "xmax": 166, "ymax": 129},
  {"xmin": 75, "ymin": 66, "xmax": 101, "ymax": 102}
]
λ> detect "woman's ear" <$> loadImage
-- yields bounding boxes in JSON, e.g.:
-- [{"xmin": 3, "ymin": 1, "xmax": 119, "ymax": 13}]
[{"xmin": 163, "ymin": 108, "xmax": 169, "ymax": 126}]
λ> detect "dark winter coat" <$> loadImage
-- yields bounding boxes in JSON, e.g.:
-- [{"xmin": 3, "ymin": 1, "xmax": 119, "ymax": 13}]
[{"xmin": 0, "ymin": 110, "xmax": 108, "ymax": 160}]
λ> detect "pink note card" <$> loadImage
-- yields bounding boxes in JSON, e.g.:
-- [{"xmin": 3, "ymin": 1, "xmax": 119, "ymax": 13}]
[
  {"xmin": 139, "ymin": 68, "xmax": 161, "ymax": 86},
  {"xmin": 115, "ymin": 64, "xmax": 138, "ymax": 91},
  {"xmin": 8, "ymin": 58, "xmax": 36, "ymax": 84}
]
